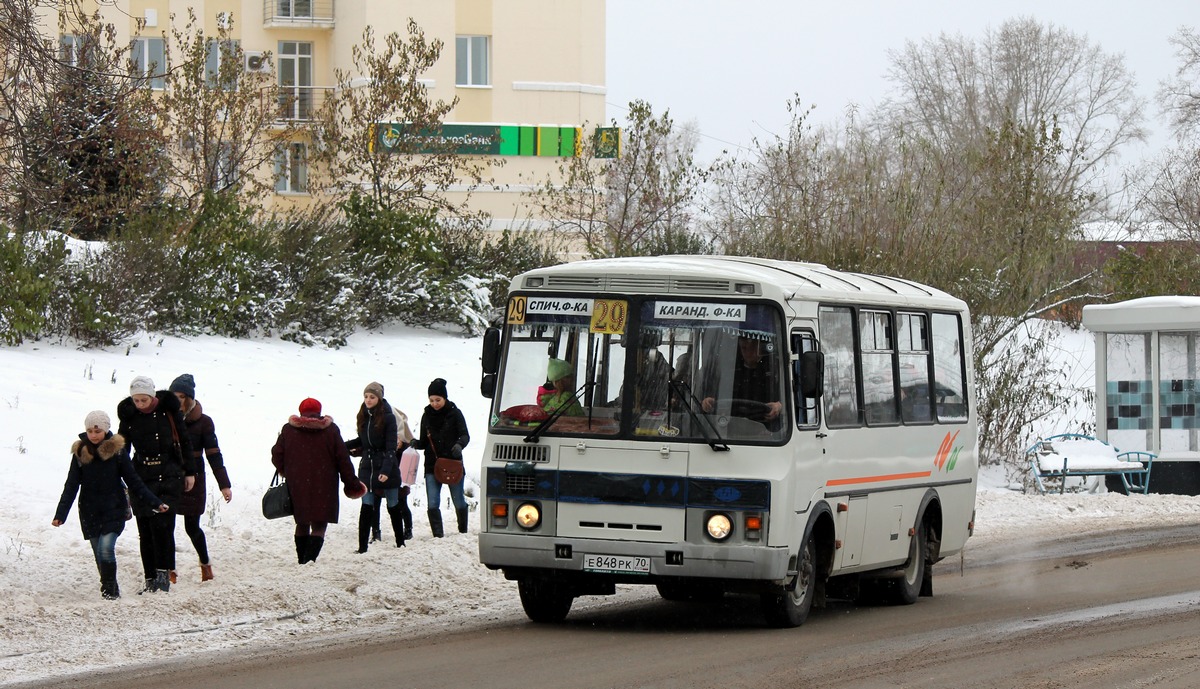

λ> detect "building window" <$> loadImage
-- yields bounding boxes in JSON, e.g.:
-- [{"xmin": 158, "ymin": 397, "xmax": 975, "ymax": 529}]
[
  {"xmin": 275, "ymin": 142, "xmax": 307, "ymax": 193},
  {"xmin": 130, "ymin": 37, "xmax": 166, "ymax": 89},
  {"xmin": 205, "ymin": 39, "xmax": 240, "ymax": 90},
  {"xmin": 278, "ymin": 0, "xmax": 313, "ymax": 18},
  {"xmin": 278, "ymin": 41, "xmax": 313, "ymax": 119},
  {"xmin": 456, "ymin": 35, "xmax": 490, "ymax": 86}
]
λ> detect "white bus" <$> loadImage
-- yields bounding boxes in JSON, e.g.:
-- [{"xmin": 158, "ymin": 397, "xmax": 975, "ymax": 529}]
[{"xmin": 477, "ymin": 256, "xmax": 977, "ymax": 627}]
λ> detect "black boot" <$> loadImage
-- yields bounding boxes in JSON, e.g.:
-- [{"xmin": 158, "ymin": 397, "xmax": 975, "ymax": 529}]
[
  {"xmin": 455, "ymin": 506, "xmax": 469, "ymax": 534},
  {"xmin": 295, "ymin": 535, "xmax": 310, "ymax": 564},
  {"xmin": 357, "ymin": 504, "xmax": 373, "ymax": 553},
  {"xmin": 138, "ymin": 576, "xmax": 155, "ymax": 594},
  {"xmin": 371, "ymin": 501, "xmax": 382, "ymax": 542},
  {"xmin": 400, "ymin": 500, "xmax": 414, "ymax": 541},
  {"xmin": 388, "ymin": 504, "xmax": 406, "ymax": 547},
  {"xmin": 98, "ymin": 561, "xmax": 119, "ymax": 600},
  {"xmin": 154, "ymin": 569, "xmax": 171, "ymax": 593},
  {"xmin": 306, "ymin": 536, "xmax": 324, "ymax": 563},
  {"xmin": 428, "ymin": 509, "xmax": 444, "ymax": 538}
]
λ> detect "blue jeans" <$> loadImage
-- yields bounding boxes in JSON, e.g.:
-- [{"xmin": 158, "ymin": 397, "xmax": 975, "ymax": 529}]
[
  {"xmin": 362, "ymin": 488, "xmax": 402, "ymax": 508},
  {"xmin": 90, "ymin": 531, "xmax": 118, "ymax": 565},
  {"xmin": 425, "ymin": 473, "xmax": 467, "ymax": 511}
]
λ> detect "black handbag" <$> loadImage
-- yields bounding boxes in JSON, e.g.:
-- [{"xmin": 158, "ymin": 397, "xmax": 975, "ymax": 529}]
[{"xmin": 262, "ymin": 471, "xmax": 293, "ymax": 519}]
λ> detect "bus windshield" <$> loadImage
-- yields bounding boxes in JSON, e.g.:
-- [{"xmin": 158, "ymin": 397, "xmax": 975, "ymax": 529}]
[{"xmin": 490, "ymin": 297, "xmax": 789, "ymax": 444}]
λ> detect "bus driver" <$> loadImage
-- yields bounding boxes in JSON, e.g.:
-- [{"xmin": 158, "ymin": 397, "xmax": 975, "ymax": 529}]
[{"xmin": 701, "ymin": 334, "xmax": 783, "ymax": 426}]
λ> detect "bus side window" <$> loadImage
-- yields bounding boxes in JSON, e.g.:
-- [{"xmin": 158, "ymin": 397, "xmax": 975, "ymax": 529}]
[{"xmin": 819, "ymin": 306, "xmax": 861, "ymax": 427}]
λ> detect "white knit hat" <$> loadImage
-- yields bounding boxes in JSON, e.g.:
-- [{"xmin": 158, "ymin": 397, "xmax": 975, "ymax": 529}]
[
  {"xmin": 84, "ymin": 410, "xmax": 111, "ymax": 432},
  {"xmin": 129, "ymin": 375, "xmax": 156, "ymax": 397}
]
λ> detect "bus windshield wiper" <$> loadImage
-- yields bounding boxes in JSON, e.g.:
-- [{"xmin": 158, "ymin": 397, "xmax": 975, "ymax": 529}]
[
  {"xmin": 669, "ymin": 378, "xmax": 729, "ymax": 452},
  {"xmin": 524, "ymin": 381, "xmax": 595, "ymax": 444}
]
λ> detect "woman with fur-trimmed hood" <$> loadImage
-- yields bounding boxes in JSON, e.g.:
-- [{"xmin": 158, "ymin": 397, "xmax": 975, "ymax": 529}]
[
  {"xmin": 52, "ymin": 410, "xmax": 168, "ymax": 600},
  {"xmin": 271, "ymin": 397, "xmax": 367, "ymax": 564}
]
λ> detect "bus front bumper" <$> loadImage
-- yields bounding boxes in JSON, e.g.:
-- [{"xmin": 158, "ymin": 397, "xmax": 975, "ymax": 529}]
[{"xmin": 479, "ymin": 532, "xmax": 791, "ymax": 582}]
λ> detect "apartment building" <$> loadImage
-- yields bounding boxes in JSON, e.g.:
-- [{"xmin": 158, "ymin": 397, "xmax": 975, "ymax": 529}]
[{"xmin": 50, "ymin": 0, "xmax": 609, "ymax": 229}]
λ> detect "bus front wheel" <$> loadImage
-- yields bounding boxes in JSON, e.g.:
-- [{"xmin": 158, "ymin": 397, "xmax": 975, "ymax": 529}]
[
  {"xmin": 761, "ymin": 532, "xmax": 816, "ymax": 628},
  {"xmin": 518, "ymin": 577, "xmax": 574, "ymax": 623}
]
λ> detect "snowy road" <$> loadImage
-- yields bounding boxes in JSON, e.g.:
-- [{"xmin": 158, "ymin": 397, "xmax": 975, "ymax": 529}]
[{"xmin": 22, "ymin": 522, "xmax": 1200, "ymax": 689}]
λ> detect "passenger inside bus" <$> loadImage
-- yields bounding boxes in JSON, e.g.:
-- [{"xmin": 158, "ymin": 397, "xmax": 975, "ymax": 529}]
[
  {"xmin": 608, "ymin": 331, "xmax": 672, "ymax": 412},
  {"xmin": 537, "ymin": 358, "xmax": 584, "ymax": 417}
]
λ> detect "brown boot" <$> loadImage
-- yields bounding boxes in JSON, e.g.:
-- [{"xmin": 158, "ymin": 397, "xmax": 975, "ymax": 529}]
[{"xmin": 200, "ymin": 563, "xmax": 214, "ymax": 581}]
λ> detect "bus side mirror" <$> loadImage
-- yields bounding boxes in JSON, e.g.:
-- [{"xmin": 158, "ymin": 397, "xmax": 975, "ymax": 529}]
[
  {"xmin": 798, "ymin": 350, "xmax": 824, "ymax": 398},
  {"xmin": 480, "ymin": 327, "xmax": 501, "ymax": 399},
  {"xmin": 482, "ymin": 327, "xmax": 501, "ymax": 375}
]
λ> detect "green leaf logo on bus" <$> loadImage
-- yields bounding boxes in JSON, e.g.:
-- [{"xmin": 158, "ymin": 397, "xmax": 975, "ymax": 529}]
[{"xmin": 934, "ymin": 430, "xmax": 962, "ymax": 471}]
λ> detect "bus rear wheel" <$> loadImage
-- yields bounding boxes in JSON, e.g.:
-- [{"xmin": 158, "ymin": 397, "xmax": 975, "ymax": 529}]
[
  {"xmin": 518, "ymin": 577, "xmax": 574, "ymax": 623},
  {"xmin": 761, "ymin": 533, "xmax": 816, "ymax": 628},
  {"xmin": 889, "ymin": 521, "xmax": 928, "ymax": 605}
]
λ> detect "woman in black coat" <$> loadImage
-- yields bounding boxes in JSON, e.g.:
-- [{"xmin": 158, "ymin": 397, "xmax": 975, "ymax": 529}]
[
  {"xmin": 170, "ymin": 373, "xmax": 233, "ymax": 582},
  {"xmin": 410, "ymin": 378, "xmax": 470, "ymax": 537},
  {"xmin": 116, "ymin": 375, "xmax": 196, "ymax": 594},
  {"xmin": 345, "ymin": 381, "xmax": 400, "ymax": 553},
  {"xmin": 53, "ymin": 410, "xmax": 167, "ymax": 600}
]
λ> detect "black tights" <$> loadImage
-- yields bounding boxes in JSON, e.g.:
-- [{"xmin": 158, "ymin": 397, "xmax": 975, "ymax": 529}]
[
  {"xmin": 183, "ymin": 514, "xmax": 210, "ymax": 565},
  {"xmin": 295, "ymin": 521, "xmax": 328, "ymax": 538},
  {"xmin": 135, "ymin": 511, "xmax": 177, "ymax": 579}
]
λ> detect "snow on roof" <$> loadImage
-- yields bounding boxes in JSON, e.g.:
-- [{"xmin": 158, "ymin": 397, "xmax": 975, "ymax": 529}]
[{"xmin": 1082, "ymin": 296, "xmax": 1200, "ymax": 332}]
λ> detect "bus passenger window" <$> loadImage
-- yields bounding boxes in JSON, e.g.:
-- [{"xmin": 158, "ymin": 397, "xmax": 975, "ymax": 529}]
[
  {"xmin": 861, "ymin": 310, "xmax": 898, "ymax": 425},
  {"xmin": 898, "ymin": 312, "xmax": 933, "ymax": 423},
  {"xmin": 819, "ymin": 306, "xmax": 860, "ymax": 427}
]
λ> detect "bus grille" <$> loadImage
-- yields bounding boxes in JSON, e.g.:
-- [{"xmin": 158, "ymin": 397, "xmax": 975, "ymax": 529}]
[
  {"xmin": 505, "ymin": 474, "xmax": 538, "ymax": 494},
  {"xmin": 491, "ymin": 443, "xmax": 549, "ymax": 463}
]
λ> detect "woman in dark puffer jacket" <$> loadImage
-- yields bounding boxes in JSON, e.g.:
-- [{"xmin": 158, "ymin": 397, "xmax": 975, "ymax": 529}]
[
  {"xmin": 116, "ymin": 375, "xmax": 196, "ymax": 593},
  {"xmin": 345, "ymin": 381, "xmax": 400, "ymax": 553}
]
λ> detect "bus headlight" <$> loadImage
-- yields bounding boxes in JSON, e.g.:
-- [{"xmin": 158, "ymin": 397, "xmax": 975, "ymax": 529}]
[
  {"xmin": 706, "ymin": 513, "xmax": 733, "ymax": 540},
  {"xmin": 515, "ymin": 502, "xmax": 541, "ymax": 529}
]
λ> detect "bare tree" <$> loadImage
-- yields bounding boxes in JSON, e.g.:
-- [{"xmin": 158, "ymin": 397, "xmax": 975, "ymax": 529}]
[
  {"xmin": 311, "ymin": 20, "xmax": 487, "ymax": 216},
  {"xmin": 2, "ymin": 2, "xmax": 167, "ymax": 236},
  {"xmin": 155, "ymin": 9, "xmax": 291, "ymax": 218},
  {"xmin": 887, "ymin": 17, "xmax": 1146, "ymax": 211},
  {"xmin": 1158, "ymin": 26, "xmax": 1200, "ymax": 137},
  {"xmin": 531, "ymin": 100, "xmax": 710, "ymax": 258}
]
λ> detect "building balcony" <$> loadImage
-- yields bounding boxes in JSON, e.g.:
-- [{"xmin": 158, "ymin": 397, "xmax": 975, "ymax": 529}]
[
  {"xmin": 264, "ymin": 86, "xmax": 334, "ymax": 122},
  {"xmin": 263, "ymin": 0, "xmax": 335, "ymax": 29}
]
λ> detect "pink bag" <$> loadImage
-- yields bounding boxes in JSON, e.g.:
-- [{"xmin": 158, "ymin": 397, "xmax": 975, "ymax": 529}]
[{"xmin": 400, "ymin": 447, "xmax": 420, "ymax": 486}]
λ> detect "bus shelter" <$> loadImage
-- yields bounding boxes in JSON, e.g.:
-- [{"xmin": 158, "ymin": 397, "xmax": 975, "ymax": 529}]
[{"xmin": 1082, "ymin": 296, "xmax": 1200, "ymax": 494}]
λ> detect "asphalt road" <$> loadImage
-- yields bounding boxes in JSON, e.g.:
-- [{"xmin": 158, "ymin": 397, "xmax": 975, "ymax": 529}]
[{"xmin": 26, "ymin": 524, "xmax": 1200, "ymax": 689}]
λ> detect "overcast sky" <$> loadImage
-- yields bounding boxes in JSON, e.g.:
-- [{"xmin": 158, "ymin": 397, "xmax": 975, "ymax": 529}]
[{"xmin": 606, "ymin": 1, "xmax": 1194, "ymax": 164}]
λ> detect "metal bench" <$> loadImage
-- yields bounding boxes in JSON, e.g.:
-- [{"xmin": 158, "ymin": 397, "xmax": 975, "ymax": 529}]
[{"xmin": 1026, "ymin": 433, "xmax": 1155, "ymax": 495}]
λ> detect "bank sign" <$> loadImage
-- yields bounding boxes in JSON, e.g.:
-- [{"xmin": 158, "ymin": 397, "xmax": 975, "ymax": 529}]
[{"xmin": 373, "ymin": 123, "xmax": 620, "ymax": 158}]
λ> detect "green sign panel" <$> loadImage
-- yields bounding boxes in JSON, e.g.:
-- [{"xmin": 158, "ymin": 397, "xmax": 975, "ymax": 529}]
[{"xmin": 374, "ymin": 123, "xmax": 618, "ymax": 158}]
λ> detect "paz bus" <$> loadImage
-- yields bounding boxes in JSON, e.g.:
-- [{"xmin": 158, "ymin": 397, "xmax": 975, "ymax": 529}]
[{"xmin": 476, "ymin": 256, "xmax": 977, "ymax": 627}]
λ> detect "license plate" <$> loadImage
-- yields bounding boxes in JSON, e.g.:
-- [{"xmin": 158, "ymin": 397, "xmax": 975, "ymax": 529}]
[{"xmin": 582, "ymin": 554, "xmax": 650, "ymax": 574}]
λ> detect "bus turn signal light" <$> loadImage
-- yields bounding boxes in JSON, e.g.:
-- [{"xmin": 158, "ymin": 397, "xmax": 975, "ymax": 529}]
[{"xmin": 491, "ymin": 501, "xmax": 508, "ymax": 528}]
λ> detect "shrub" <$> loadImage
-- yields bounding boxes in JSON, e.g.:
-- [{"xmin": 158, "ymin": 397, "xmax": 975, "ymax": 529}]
[{"xmin": 0, "ymin": 230, "xmax": 69, "ymax": 345}]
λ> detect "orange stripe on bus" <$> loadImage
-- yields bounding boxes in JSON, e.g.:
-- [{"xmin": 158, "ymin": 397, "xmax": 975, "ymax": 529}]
[{"xmin": 826, "ymin": 471, "xmax": 932, "ymax": 487}]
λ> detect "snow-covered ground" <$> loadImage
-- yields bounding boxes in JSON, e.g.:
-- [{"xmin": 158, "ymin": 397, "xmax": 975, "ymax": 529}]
[{"xmin": 2, "ymin": 325, "xmax": 1200, "ymax": 687}]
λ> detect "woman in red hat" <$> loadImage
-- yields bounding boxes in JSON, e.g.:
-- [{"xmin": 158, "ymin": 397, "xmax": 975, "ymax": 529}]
[{"xmin": 271, "ymin": 397, "xmax": 367, "ymax": 564}]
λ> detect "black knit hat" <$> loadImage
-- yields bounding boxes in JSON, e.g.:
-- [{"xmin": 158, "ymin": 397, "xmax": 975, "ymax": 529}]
[
  {"xmin": 427, "ymin": 378, "xmax": 449, "ymax": 399},
  {"xmin": 169, "ymin": 373, "xmax": 196, "ymax": 399}
]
